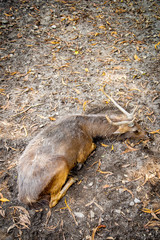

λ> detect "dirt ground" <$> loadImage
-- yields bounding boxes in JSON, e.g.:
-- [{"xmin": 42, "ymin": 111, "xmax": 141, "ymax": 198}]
[{"xmin": 0, "ymin": 0, "xmax": 160, "ymax": 239}]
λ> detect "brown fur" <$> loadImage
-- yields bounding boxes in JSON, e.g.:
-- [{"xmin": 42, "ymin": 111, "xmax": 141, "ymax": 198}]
[{"xmin": 18, "ymin": 114, "xmax": 148, "ymax": 207}]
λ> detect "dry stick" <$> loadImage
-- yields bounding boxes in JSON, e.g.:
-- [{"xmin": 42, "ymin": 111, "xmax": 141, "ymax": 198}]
[{"xmin": 10, "ymin": 104, "xmax": 43, "ymax": 119}]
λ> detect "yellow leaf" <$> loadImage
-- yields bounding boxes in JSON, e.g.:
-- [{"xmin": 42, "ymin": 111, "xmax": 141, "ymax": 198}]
[
  {"xmin": 83, "ymin": 101, "xmax": 88, "ymax": 111},
  {"xmin": 141, "ymin": 208, "xmax": 152, "ymax": 213},
  {"xmin": 134, "ymin": 54, "xmax": 141, "ymax": 61},
  {"xmin": 91, "ymin": 43, "xmax": 97, "ymax": 46},
  {"xmin": 106, "ymin": 21, "xmax": 111, "ymax": 25},
  {"xmin": 4, "ymin": 13, "xmax": 12, "ymax": 17},
  {"xmin": 111, "ymin": 31, "xmax": 117, "ymax": 35},
  {"xmin": 0, "ymin": 89, "xmax": 5, "ymax": 93},
  {"xmin": 75, "ymin": 50, "xmax": 79, "ymax": 55},
  {"xmin": 102, "ymin": 184, "xmax": 110, "ymax": 189},
  {"xmin": 101, "ymin": 143, "xmax": 109, "ymax": 147},
  {"xmin": 50, "ymin": 41, "xmax": 60, "ymax": 44},
  {"xmin": 10, "ymin": 72, "xmax": 17, "ymax": 75},
  {"xmin": 115, "ymin": 9, "xmax": 126, "ymax": 14},
  {"xmin": 155, "ymin": 42, "xmax": 160, "ymax": 49},
  {"xmin": 85, "ymin": 68, "xmax": 89, "ymax": 72},
  {"xmin": 99, "ymin": 25, "xmax": 106, "ymax": 29},
  {"xmin": 49, "ymin": 117, "xmax": 56, "ymax": 121},
  {"xmin": 149, "ymin": 129, "xmax": 160, "ymax": 134},
  {"xmin": 102, "ymin": 72, "xmax": 106, "ymax": 76},
  {"xmin": 111, "ymin": 145, "xmax": 114, "ymax": 151},
  {"xmin": 0, "ymin": 197, "xmax": 10, "ymax": 202}
]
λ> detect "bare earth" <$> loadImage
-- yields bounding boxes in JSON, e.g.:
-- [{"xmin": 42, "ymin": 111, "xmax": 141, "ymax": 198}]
[{"xmin": 0, "ymin": 0, "xmax": 160, "ymax": 239}]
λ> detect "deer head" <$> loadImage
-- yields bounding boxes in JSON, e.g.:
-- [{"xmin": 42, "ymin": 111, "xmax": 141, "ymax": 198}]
[{"xmin": 101, "ymin": 86, "xmax": 149, "ymax": 140}]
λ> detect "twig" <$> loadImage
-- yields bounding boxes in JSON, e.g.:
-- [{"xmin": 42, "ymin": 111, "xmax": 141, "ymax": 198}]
[
  {"xmin": 65, "ymin": 198, "xmax": 78, "ymax": 226},
  {"xmin": 10, "ymin": 104, "xmax": 43, "ymax": 119}
]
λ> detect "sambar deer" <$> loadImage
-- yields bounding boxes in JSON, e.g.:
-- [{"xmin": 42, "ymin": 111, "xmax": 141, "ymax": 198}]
[{"xmin": 18, "ymin": 89, "xmax": 149, "ymax": 207}]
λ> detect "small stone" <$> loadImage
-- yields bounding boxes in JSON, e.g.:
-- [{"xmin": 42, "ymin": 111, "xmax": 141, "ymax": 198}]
[
  {"xmin": 90, "ymin": 210, "xmax": 94, "ymax": 218},
  {"xmin": 129, "ymin": 201, "xmax": 134, "ymax": 206},
  {"xmin": 134, "ymin": 198, "xmax": 141, "ymax": 204},
  {"xmin": 74, "ymin": 212, "xmax": 84, "ymax": 218},
  {"xmin": 115, "ymin": 209, "xmax": 121, "ymax": 214},
  {"xmin": 51, "ymin": 25, "xmax": 57, "ymax": 29},
  {"xmin": 88, "ymin": 182, "xmax": 93, "ymax": 187}
]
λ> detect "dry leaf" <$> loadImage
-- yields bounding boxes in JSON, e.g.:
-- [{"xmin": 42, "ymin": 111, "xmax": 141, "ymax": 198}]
[
  {"xmin": 111, "ymin": 31, "xmax": 117, "ymax": 36},
  {"xmin": 115, "ymin": 9, "xmax": 126, "ymax": 14},
  {"xmin": 49, "ymin": 117, "xmax": 56, "ymax": 121},
  {"xmin": 134, "ymin": 54, "xmax": 141, "ymax": 61},
  {"xmin": 83, "ymin": 101, "xmax": 88, "ymax": 111},
  {"xmin": 102, "ymin": 184, "xmax": 110, "ymax": 189},
  {"xmin": 0, "ymin": 197, "xmax": 10, "ymax": 202},
  {"xmin": 50, "ymin": 41, "xmax": 60, "ymax": 44},
  {"xmin": 99, "ymin": 25, "xmax": 106, "ymax": 29},
  {"xmin": 155, "ymin": 42, "xmax": 160, "ymax": 49},
  {"xmin": 101, "ymin": 143, "xmax": 109, "ymax": 147}
]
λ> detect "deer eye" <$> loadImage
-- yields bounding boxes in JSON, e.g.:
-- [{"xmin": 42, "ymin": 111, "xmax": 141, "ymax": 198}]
[{"xmin": 134, "ymin": 130, "xmax": 139, "ymax": 135}]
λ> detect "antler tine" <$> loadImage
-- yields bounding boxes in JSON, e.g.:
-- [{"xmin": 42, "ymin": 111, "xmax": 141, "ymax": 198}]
[
  {"xmin": 101, "ymin": 85, "xmax": 133, "ymax": 120},
  {"xmin": 105, "ymin": 115, "xmax": 135, "ymax": 126}
]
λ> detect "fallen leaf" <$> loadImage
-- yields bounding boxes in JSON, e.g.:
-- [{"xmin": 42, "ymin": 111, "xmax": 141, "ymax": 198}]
[
  {"xmin": 49, "ymin": 117, "xmax": 56, "ymax": 121},
  {"xmin": 115, "ymin": 9, "xmax": 126, "ymax": 14},
  {"xmin": 83, "ymin": 101, "xmax": 88, "ymax": 111},
  {"xmin": 10, "ymin": 72, "xmax": 17, "ymax": 75},
  {"xmin": 155, "ymin": 42, "xmax": 160, "ymax": 49},
  {"xmin": 50, "ymin": 41, "xmax": 60, "ymax": 44},
  {"xmin": 150, "ymin": 129, "xmax": 160, "ymax": 134},
  {"xmin": 99, "ymin": 25, "xmax": 106, "ymax": 29},
  {"xmin": 134, "ymin": 54, "xmax": 141, "ymax": 61},
  {"xmin": 4, "ymin": 13, "xmax": 12, "ymax": 16},
  {"xmin": 92, "ymin": 225, "xmax": 106, "ymax": 240},
  {"xmin": 101, "ymin": 143, "xmax": 109, "ymax": 147},
  {"xmin": 0, "ymin": 197, "xmax": 10, "ymax": 202},
  {"xmin": 111, "ymin": 145, "xmax": 114, "ymax": 151},
  {"xmin": 121, "ymin": 142, "xmax": 138, "ymax": 154},
  {"xmin": 111, "ymin": 31, "xmax": 117, "ymax": 36},
  {"xmin": 102, "ymin": 184, "xmax": 110, "ymax": 189}
]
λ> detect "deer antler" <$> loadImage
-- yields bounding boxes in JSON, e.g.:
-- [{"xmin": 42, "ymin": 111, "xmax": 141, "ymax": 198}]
[
  {"xmin": 100, "ymin": 85, "xmax": 137, "ymax": 126},
  {"xmin": 105, "ymin": 115, "xmax": 135, "ymax": 126}
]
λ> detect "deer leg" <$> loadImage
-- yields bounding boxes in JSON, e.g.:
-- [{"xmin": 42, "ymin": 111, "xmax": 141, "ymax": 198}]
[{"xmin": 49, "ymin": 177, "xmax": 77, "ymax": 208}]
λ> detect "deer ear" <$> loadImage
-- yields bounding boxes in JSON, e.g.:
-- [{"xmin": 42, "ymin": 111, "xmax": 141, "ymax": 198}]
[
  {"xmin": 113, "ymin": 125, "xmax": 127, "ymax": 134},
  {"xmin": 114, "ymin": 125, "xmax": 138, "ymax": 134}
]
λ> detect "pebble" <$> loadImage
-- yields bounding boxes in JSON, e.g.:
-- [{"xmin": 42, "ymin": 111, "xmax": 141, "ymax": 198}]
[
  {"xmin": 51, "ymin": 25, "xmax": 57, "ymax": 29},
  {"xmin": 74, "ymin": 212, "xmax": 84, "ymax": 218},
  {"xmin": 88, "ymin": 182, "xmax": 93, "ymax": 187},
  {"xmin": 90, "ymin": 210, "xmax": 94, "ymax": 218},
  {"xmin": 115, "ymin": 209, "xmax": 121, "ymax": 214},
  {"xmin": 129, "ymin": 201, "xmax": 134, "ymax": 206},
  {"xmin": 134, "ymin": 198, "xmax": 141, "ymax": 204}
]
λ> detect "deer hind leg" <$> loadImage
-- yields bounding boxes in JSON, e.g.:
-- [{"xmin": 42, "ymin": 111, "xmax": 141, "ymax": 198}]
[
  {"xmin": 48, "ymin": 161, "xmax": 76, "ymax": 208},
  {"xmin": 50, "ymin": 177, "xmax": 77, "ymax": 208}
]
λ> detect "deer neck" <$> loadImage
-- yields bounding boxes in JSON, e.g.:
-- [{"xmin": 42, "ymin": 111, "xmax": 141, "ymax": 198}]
[{"xmin": 77, "ymin": 115, "xmax": 119, "ymax": 138}]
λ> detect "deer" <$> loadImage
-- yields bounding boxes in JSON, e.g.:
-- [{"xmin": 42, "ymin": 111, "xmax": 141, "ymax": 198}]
[{"xmin": 18, "ymin": 87, "xmax": 149, "ymax": 208}]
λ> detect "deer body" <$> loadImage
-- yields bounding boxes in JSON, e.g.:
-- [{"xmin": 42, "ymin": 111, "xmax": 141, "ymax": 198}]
[
  {"xmin": 18, "ymin": 113, "xmax": 147, "ymax": 208},
  {"xmin": 18, "ymin": 89, "xmax": 149, "ymax": 208}
]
